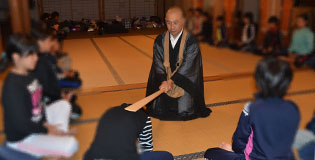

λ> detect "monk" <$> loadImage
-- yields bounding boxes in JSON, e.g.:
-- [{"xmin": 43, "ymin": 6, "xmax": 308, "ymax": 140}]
[{"xmin": 146, "ymin": 7, "xmax": 211, "ymax": 121}]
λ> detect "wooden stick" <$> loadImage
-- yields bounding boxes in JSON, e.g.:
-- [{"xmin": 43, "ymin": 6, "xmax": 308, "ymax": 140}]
[{"xmin": 125, "ymin": 90, "xmax": 164, "ymax": 112}]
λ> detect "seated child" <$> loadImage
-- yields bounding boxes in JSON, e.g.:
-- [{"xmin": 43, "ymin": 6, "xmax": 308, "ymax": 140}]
[
  {"xmin": 2, "ymin": 34, "xmax": 78, "ymax": 158},
  {"xmin": 260, "ymin": 16, "xmax": 284, "ymax": 56},
  {"xmin": 197, "ymin": 12, "xmax": 213, "ymax": 44},
  {"xmin": 230, "ymin": 12, "xmax": 256, "ymax": 52},
  {"xmin": 286, "ymin": 14, "xmax": 314, "ymax": 67},
  {"xmin": 48, "ymin": 36, "xmax": 82, "ymax": 89},
  {"xmin": 47, "ymin": 20, "xmax": 66, "ymax": 40},
  {"xmin": 31, "ymin": 28, "xmax": 82, "ymax": 120},
  {"xmin": 214, "ymin": 16, "xmax": 228, "ymax": 47},
  {"xmin": 204, "ymin": 57, "xmax": 300, "ymax": 160},
  {"xmin": 84, "ymin": 103, "xmax": 173, "ymax": 160}
]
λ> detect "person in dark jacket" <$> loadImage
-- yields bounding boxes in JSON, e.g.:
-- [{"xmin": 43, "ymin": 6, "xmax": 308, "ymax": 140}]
[
  {"xmin": 261, "ymin": 16, "xmax": 283, "ymax": 55},
  {"xmin": 198, "ymin": 12, "xmax": 213, "ymax": 44},
  {"xmin": 84, "ymin": 104, "xmax": 173, "ymax": 160},
  {"xmin": 31, "ymin": 29, "xmax": 82, "ymax": 120}
]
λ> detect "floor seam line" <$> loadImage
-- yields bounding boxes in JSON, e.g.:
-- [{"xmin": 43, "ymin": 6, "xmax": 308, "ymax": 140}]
[
  {"xmin": 143, "ymin": 34, "xmax": 156, "ymax": 40},
  {"xmin": 118, "ymin": 36, "xmax": 153, "ymax": 59},
  {"xmin": 90, "ymin": 38, "xmax": 125, "ymax": 85}
]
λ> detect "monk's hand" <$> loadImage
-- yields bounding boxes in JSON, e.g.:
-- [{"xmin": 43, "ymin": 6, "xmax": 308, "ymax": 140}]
[
  {"xmin": 167, "ymin": 80, "xmax": 174, "ymax": 89},
  {"xmin": 159, "ymin": 81, "xmax": 169, "ymax": 93},
  {"xmin": 219, "ymin": 142, "xmax": 233, "ymax": 152}
]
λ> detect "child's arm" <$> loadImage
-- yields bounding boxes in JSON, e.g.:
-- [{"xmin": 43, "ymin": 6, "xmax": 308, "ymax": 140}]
[
  {"xmin": 138, "ymin": 116, "xmax": 153, "ymax": 152},
  {"xmin": 232, "ymin": 103, "xmax": 252, "ymax": 153}
]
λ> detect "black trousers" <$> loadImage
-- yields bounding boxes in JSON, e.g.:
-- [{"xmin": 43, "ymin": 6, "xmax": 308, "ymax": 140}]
[{"xmin": 204, "ymin": 148, "xmax": 245, "ymax": 160}]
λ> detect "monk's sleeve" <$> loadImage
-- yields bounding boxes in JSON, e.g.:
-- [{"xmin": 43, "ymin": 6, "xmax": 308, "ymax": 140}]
[
  {"xmin": 171, "ymin": 38, "xmax": 201, "ymax": 97},
  {"xmin": 146, "ymin": 36, "xmax": 167, "ymax": 95},
  {"xmin": 152, "ymin": 39, "xmax": 167, "ymax": 82}
]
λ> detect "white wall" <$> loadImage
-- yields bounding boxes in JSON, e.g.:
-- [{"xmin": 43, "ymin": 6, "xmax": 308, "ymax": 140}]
[{"xmin": 242, "ymin": 0, "xmax": 259, "ymax": 22}]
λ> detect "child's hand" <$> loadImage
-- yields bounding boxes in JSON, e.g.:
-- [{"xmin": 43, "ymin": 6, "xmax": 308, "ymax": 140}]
[
  {"xmin": 63, "ymin": 70, "xmax": 75, "ymax": 77},
  {"xmin": 61, "ymin": 91, "xmax": 74, "ymax": 101},
  {"xmin": 44, "ymin": 122, "xmax": 65, "ymax": 136},
  {"xmin": 219, "ymin": 142, "xmax": 233, "ymax": 152},
  {"xmin": 65, "ymin": 127, "xmax": 77, "ymax": 136}
]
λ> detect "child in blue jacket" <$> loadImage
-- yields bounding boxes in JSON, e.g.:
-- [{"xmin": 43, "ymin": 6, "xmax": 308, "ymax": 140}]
[{"xmin": 204, "ymin": 57, "xmax": 300, "ymax": 160}]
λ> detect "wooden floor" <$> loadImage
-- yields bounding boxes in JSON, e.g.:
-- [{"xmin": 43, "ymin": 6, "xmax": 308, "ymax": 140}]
[{"xmin": 0, "ymin": 33, "xmax": 314, "ymax": 160}]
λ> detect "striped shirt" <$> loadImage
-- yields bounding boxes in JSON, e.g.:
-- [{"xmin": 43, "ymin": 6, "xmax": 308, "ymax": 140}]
[{"xmin": 138, "ymin": 116, "xmax": 153, "ymax": 152}]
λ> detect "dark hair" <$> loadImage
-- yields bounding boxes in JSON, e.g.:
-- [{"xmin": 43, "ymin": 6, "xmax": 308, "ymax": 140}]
[
  {"xmin": 6, "ymin": 34, "xmax": 38, "ymax": 61},
  {"xmin": 297, "ymin": 13, "xmax": 309, "ymax": 22},
  {"xmin": 195, "ymin": 8, "xmax": 203, "ymax": 14},
  {"xmin": 188, "ymin": 8, "xmax": 194, "ymax": 12},
  {"xmin": 51, "ymin": 11, "xmax": 59, "ymax": 19},
  {"xmin": 47, "ymin": 20, "xmax": 59, "ymax": 29},
  {"xmin": 40, "ymin": 13, "xmax": 50, "ymax": 21},
  {"xmin": 234, "ymin": 11, "xmax": 242, "ymax": 18},
  {"xmin": 244, "ymin": 12, "xmax": 254, "ymax": 23},
  {"xmin": 31, "ymin": 27, "xmax": 53, "ymax": 40},
  {"xmin": 254, "ymin": 57, "xmax": 293, "ymax": 98},
  {"xmin": 268, "ymin": 16, "xmax": 279, "ymax": 25}
]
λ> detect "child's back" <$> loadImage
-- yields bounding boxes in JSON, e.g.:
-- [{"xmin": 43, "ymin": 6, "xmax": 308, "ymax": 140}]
[
  {"xmin": 205, "ymin": 57, "xmax": 300, "ymax": 160},
  {"xmin": 233, "ymin": 98, "xmax": 300, "ymax": 159}
]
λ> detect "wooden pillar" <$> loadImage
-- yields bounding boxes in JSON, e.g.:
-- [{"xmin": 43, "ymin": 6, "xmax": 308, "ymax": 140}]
[
  {"xmin": 259, "ymin": 0, "xmax": 270, "ymax": 31},
  {"xmin": 21, "ymin": 0, "xmax": 31, "ymax": 34},
  {"xmin": 224, "ymin": 0, "xmax": 237, "ymax": 28},
  {"xmin": 193, "ymin": 0, "xmax": 203, "ymax": 9},
  {"xmin": 9, "ymin": 0, "xmax": 24, "ymax": 33},
  {"xmin": 37, "ymin": 0, "xmax": 44, "ymax": 16},
  {"xmin": 259, "ymin": 0, "xmax": 282, "ymax": 32},
  {"xmin": 281, "ymin": 0, "xmax": 293, "ymax": 35},
  {"xmin": 9, "ymin": 0, "xmax": 31, "ymax": 34},
  {"xmin": 98, "ymin": 0, "xmax": 105, "ymax": 20}
]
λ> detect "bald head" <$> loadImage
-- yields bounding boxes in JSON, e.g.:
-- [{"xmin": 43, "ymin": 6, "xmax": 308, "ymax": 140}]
[
  {"xmin": 165, "ymin": 6, "xmax": 186, "ymax": 37},
  {"xmin": 166, "ymin": 7, "xmax": 185, "ymax": 18}
]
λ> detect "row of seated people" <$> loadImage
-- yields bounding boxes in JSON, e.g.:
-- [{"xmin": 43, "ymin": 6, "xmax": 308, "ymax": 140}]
[
  {"xmin": 195, "ymin": 11, "xmax": 315, "ymax": 70},
  {"xmin": 1, "ymin": 32, "xmax": 314, "ymax": 159}
]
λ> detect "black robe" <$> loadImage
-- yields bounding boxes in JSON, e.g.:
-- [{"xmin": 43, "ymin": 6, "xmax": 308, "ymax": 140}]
[{"xmin": 146, "ymin": 32, "xmax": 211, "ymax": 121}]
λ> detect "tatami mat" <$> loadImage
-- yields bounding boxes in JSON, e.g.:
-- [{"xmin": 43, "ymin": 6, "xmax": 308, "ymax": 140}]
[
  {"xmin": 119, "ymin": 35, "xmax": 155, "ymax": 58},
  {"xmin": 62, "ymin": 39, "xmax": 118, "ymax": 88},
  {"xmin": 92, "ymin": 37, "xmax": 153, "ymax": 84}
]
